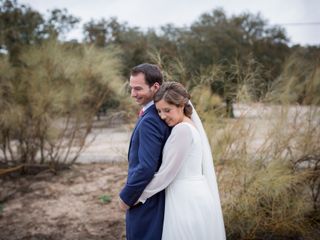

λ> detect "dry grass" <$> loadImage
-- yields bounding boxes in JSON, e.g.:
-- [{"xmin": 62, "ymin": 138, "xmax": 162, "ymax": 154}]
[
  {"xmin": 210, "ymin": 105, "xmax": 319, "ymax": 239},
  {"xmin": 197, "ymin": 56, "xmax": 320, "ymax": 239}
]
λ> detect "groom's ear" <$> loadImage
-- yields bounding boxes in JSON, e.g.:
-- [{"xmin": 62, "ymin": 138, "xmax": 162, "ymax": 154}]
[{"xmin": 153, "ymin": 82, "xmax": 160, "ymax": 91}]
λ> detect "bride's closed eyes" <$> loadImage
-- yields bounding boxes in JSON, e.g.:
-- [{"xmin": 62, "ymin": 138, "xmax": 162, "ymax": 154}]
[{"xmin": 157, "ymin": 108, "xmax": 171, "ymax": 114}]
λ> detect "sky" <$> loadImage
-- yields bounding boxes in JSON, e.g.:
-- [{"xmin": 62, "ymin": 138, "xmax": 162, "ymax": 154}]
[{"xmin": 19, "ymin": 0, "xmax": 320, "ymax": 46}]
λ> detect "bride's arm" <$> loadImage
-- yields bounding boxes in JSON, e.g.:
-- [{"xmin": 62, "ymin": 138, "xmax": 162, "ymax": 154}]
[{"xmin": 138, "ymin": 124, "xmax": 192, "ymax": 203}]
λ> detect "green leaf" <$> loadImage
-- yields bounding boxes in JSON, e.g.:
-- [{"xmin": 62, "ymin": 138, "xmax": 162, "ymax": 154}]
[
  {"xmin": 99, "ymin": 195, "xmax": 112, "ymax": 204},
  {"xmin": 0, "ymin": 203, "xmax": 4, "ymax": 214}
]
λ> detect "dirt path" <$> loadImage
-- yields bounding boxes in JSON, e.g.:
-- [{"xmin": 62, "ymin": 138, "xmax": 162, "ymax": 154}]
[
  {"xmin": 76, "ymin": 125, "xmax": 131, "ymax": 163},
  {"xmin": 0, "ymin": 162, "xmax": 128, "ymax": 240}
]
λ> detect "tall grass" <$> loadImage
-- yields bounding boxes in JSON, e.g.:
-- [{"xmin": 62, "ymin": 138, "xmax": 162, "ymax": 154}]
[
  {"xmin": 213, "ymin": 105, "xmax": 319, "ymax": 239},
  {"xmin": 206, "ymin": 53, "xmax": 320, "ymax": 239},
  {"xmin": 267, "ymin": 49, "xmax": 320, "ymax": 105},
  {"xmin": 0, "ymin": 40, "xmax": 123, "ymax": 168}
]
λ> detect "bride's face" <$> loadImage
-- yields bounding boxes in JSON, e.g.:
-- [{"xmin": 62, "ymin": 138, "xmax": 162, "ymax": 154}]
[{"xmin": 156, "ymin": 99, "xmax": 184, "ymax": 127}]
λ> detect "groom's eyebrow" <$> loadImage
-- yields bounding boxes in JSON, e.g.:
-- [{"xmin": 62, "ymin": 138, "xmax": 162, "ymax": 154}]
[{"xmin": 131, "ymin": 86, "xmax": 143, "ymax": 90}]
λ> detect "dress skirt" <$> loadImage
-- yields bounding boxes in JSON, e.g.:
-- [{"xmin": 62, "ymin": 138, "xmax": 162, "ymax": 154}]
[{"xmin": 162, "ymin": 176, "xmax": 224, "ymax": 240}]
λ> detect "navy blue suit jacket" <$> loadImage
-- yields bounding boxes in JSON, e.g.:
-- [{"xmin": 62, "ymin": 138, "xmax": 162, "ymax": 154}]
[{"xmin": 120, "ymin": 104, "xmax": 171, "ymax": 240}]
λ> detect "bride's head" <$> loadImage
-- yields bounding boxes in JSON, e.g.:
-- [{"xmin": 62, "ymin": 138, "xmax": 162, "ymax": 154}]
[{"xmin": 154, "ymin": 82, "xmax": 192, "ymax": 126}]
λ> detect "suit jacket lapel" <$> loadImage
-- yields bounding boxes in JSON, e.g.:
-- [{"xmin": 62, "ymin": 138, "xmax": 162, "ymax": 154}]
[{"xmin": 127, "ymin": 106, "xmax": 154, "ymax": 161}]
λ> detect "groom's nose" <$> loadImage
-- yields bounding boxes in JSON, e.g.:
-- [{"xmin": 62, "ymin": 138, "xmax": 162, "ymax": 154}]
[{"xmin": 131, "ymin": 89, "xmax": 137, "ymax": 97}]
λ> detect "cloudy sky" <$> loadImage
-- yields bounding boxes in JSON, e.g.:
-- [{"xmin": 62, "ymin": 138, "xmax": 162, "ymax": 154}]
[{"xmin": 19, "ymin": 0, "xmax": 320, "ymax": 46}]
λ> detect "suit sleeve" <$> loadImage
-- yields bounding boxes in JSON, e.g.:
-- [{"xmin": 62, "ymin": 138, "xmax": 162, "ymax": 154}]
[
  {"xmin": 119, "ymin": 117, "xmax": 166, "ymax": 206},
  {"xmin": 139, "ymin": 124, "xmax": 193, "ymax": 203}
]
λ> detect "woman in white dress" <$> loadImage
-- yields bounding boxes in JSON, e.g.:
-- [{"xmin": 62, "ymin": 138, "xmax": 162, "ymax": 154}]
[{"xmin": 138, "ymin": 82, "xmax": 226, "ymax": 239}]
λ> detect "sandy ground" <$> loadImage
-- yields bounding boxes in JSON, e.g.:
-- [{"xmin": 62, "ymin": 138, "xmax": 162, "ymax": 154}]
[
  {"xmin": 0, "ymin": 113, "xmax": 132, "ymax": 240},
  {"xmin": 76, "ymin": 126, "xmax": 131, "ymax": 164},
  {"xmin": 0, "ymin": 162, "xmax": 128, "ymax": 240}
]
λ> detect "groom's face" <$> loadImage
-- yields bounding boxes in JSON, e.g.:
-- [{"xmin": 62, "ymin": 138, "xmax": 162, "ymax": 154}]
[{"xmin": 129, "ymin": 73, "xmax": 158, "ymax": 106}]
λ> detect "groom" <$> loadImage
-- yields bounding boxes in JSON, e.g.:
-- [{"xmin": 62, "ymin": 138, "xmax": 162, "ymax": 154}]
[{"xmin": 119, "ymin": 63, "xmax": 171, "ymax": 239}]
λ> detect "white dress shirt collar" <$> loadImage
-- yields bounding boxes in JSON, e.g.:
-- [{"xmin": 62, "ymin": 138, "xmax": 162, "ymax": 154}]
[{"xmin": 143, "ymin": 100, "xmax": 154, "ymax": 112}]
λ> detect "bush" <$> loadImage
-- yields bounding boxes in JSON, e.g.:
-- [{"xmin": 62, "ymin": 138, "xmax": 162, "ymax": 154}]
[
  {"xmin": 0, "ymin": 40, "xmax": 123, "ymax": 168},
  {"xmin": 190, "ymin": 55, "xmax": 320, "ymax": 238}
]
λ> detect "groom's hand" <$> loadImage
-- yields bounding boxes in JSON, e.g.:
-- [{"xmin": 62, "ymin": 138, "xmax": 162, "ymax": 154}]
[{"xmin": 118, "ymin": 197, "xmax": 129, "ymax": 211}]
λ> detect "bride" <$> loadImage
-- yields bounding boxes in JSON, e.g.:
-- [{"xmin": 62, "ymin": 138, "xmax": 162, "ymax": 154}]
[{"xmin": 138, "ymin": 82, "xmax": 226, "ymax": 239}]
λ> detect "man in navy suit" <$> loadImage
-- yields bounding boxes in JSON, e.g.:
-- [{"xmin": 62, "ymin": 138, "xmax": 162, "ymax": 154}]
[{"xmin": 119, "ymin": 63, "xmax": 171, "ymax": 239}]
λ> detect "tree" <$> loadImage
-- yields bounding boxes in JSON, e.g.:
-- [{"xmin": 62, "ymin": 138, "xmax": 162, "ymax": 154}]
[
  {"xmin": 0, "ymin": 0, "xmax": 80, "ymax": 64},
  {"xmin": 43, "ymin": 8, "xmax": 80, "ymax": 40},
  {"xmin": 83, "ymin": 17, "xmax": 127, "ymax": 47},
  {"xmin": 0, "ymin": 0, "xmax": 44, "ymax": 63}
]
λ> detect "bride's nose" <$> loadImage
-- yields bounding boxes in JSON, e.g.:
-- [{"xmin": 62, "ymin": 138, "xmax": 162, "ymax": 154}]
[{"xmin": 159, "ymin": 113, "xmax": 166, "ymax": 120}]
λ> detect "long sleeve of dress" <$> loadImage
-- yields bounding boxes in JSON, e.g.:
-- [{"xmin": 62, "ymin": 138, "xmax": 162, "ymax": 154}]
[{"xmin": 139, "ymin": 123, "xmax": 193, "ymax": 203}]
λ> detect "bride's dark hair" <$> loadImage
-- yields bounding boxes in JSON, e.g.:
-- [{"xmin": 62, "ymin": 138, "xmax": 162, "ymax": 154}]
[{"xmin": 154, "ymin": 81, "xmax": 193, "ymax": 118}]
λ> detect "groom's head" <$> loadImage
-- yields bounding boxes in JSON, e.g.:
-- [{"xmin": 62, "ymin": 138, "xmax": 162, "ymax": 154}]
[{"xmin": 129, "ymin": 63, "xmax": 163, "ymax": 106}]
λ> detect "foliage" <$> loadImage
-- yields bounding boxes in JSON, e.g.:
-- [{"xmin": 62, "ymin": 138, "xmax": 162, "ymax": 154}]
[
  {"xmin": 80, "ymin": 8, "xmax": 293, "ymax": 100},
  {"xmin": 185, "ymin": 47, "xmax": 320, "ymax": 237},
  {"xmin": 3, "ymin": 1, "xmax": 315, "ymax": 113},
  {"xmin": 197, "ymin": 101, "xmax": 319, "ymax": 239},
  {"xmin": 267, "ymin": 47, "xmax": 320, "ymax": 105},
  {"xmin": 0, "ymin": 40, "xmax": 122, "ymax": 167},
  {"xmin": 97, "ymin": 8, "xmax": 293, "ymax": 117},
  {"xmin": 0, "ymin": 203, "xmax": 3, "ymax": 214},
  {"xmin": 0, "ymin": 0, "xmax": 44, "ymax": 63},
  {"xmin": 44, "ymin": 8, "xmax": 79, "ymax": 39},
  {"xmin": 0, "ymin": 0, "xmax": 79, "ymax": 64},
  {"xmin": 192, "ymin": 78, "xmax": 320, "ymax": 239},
  {"xmin": 83, "ymin": 17, "xmax": 151, "ymax": 76},
  {"xmin": 99, "ymin": 194, "xmax": 112, "ymax": 204}
]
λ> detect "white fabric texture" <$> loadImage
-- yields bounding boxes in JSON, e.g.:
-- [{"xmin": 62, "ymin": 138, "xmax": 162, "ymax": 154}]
[{"xmin": 139, "ymin": 105, "xmax": 226, "ymax": 240}]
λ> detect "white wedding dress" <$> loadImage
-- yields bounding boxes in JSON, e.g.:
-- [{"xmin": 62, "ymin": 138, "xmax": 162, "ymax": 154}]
[{"xmin": 139, "ymin": 119, "xmax": 226, "ymax": 239}]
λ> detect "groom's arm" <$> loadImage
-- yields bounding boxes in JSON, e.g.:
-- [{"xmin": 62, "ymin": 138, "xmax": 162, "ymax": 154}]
[{"xmin": 119, "ymin": 117, "xmax": 165, "ymax": 207}]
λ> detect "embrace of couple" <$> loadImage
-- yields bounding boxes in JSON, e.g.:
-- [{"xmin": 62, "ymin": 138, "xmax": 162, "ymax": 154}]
[{"xmin": 119, "ymin": 63, "xmax": 226, "ymax": 240}]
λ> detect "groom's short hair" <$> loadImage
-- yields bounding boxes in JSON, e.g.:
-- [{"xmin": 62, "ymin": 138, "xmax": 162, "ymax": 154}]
[{"xmin": 131, "ymin": 63, "xmax": 163, "ymax": 87}]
